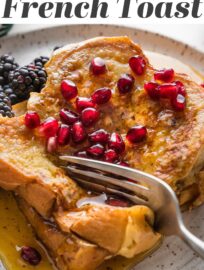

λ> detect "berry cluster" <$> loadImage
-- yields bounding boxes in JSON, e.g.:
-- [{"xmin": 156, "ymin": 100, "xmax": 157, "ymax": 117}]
[
  {"xmin": 9, "ymin": 64, "xmax": 47, "ymax": 102},
  {"xmin": 0, "ymin": 53, "xmax": 49, "ymax": 117},
  {"xmin": 24, "ymin": 55, "xmax": 150, "ymax": 165},
  {"xmin": 144, "ymin": 69, "xmax": 186, "ymax": 111}
]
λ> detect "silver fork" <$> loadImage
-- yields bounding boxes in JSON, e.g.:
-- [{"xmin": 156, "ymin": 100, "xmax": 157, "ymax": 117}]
[{"xmin": 60, "ymin": 156, "xmax": 204, "ymax": 259}]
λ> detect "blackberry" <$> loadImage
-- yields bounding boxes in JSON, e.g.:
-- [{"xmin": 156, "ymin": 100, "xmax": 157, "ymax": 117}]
[
  {"xmin": 32, "ymin": 56, "xmax": 49, "ymax": 68},
  {"xmin": 3, "ymin": 84, "xmax": 18, "ymax": 105},
  {"xmin": 0, "ymin": 54, "xmax": 19, "ymax": 86},
  {"xmin": 9, "ymin": 64, "xmax": 47, "ymax": 102},
  {"xmin": 0, "ymin": 85, "xmax": 14, "ymax": 117}
]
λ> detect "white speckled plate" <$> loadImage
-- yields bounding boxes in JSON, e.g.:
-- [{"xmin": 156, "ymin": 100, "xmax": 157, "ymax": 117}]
[{"xmin": 0, "ymin": 24, "xmax": 204, "ymax": 270}]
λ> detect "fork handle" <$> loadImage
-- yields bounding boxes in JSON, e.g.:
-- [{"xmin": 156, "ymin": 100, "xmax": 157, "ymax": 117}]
[{"xmin": 179, "ymin": 223, "xmax": 204, "ymax": 258}]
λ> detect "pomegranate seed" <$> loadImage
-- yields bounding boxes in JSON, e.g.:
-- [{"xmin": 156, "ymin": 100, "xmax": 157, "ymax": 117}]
[
  {"xmin": 81, "ymin": 108, "xmax": 100, "ymax": 127},
  {"xmin": 158, "ymin": 83, "xmax": 178, "ymax": 99},
  {"xmin": 104, "ymin": 149, "xmax": 119, "ymax": 163},
  {"xmin": 47, "ymin": 136, "xmax": 58, "ymax": 153},
  {"xmin": 129, "ymin": 56, "xmax": 146, "ymax": 76},
  {"xmin": 91, "ymin": 88, "xmax": 112, "ymax": 105},
  {"xmin": 61, "ymin": 80, "xmax": 78, "ymax": 101},
  {"xmin": 39, "ymin": 117, "xmax": 59, "ymax": 138},
  {"xmin": 108, "ymin": 133, "xmax": 125, "ymax": 154},
  {"xmin": 117, "ymin": 74, "xmax": 135, "ymax": 94},
  {"xmin": 71, "ymin": 121, "xmax": 87, "ymax": 143},
  {"xmin": 88, "ymin": 129, "xmax": 109, "ymax": 145},
  {"xmin": 60, "ymin": 109, "xmax": 79, "ymax": 125},
  {"xmin": 57, "ymin": 124, "xmax": 70, "ymax": 146},
  {"xmin": 126, "ymin": 125, "xmax": 147, "ymax": 143},
  {"xmin": 105, "ymin": 197, "xmax": 130, "ymax": 207},
  {"xmin": 86, "ymin": 144, "xmax": 105, "ymax": 158},
  {"xmin": 171, "ymin": 94, "xmax": 186, "ymax": 111},
  {"xmin": 144, "ymin": 82, "xmax": 160, "ymax": 100},
  {"xmin": 174, "ymin": 81, "xmax": 186, "ymax": 97},
  {"xmin": 116, "ymin": 160, "xmax": 130, "ymax": 167},
  {"xmin": 76, "ymin": 97, "xmax": 95, "ymax": 112},
  {"xmin": 201, "ymin": 83, "xmax": 204, "ymax": 88},
  {"xmin": 21, "ymin": 246, "xmax": 41, "ymax": 266},
  {"xmin": 74, "ymin": 149, "xmax": 88, "ymax": 158},
  {"xmin": 90, "ymin": 57, "xmax": 106, "ymax": 75},
  {"xmin": 154, "ymin": 68, "xmax": 175, "ymax": 83},
  {"xmin": 25, "ymin": 111, "xmax": 40, "ymax": 129}
]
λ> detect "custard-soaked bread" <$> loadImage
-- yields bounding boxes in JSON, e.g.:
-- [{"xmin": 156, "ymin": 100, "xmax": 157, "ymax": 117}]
[
  {"xmin": 29, "ymin": 36, "xmax": 204, "ymax": 206},
  {"xmin": 0, "ymin": 37, "xmax": 162, "ymax": 269},
  {"xmin": 18, "ymin": 197, "xmax": 160, "ymax": 270},
  {"xmin": 0, "ymin": 36, "xmax": 204, "ymax": 269}
]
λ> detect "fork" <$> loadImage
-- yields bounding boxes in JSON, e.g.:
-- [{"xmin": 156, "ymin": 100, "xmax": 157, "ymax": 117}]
[{"xmin": 60, "ymin": 156, "xmax": 204, "ymax": 259}]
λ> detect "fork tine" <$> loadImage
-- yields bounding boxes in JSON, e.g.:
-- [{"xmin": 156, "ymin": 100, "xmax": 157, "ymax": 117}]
[
  {"xmin": 60, "ymin": 156, "xmax": 163, "ymax": 189},
  {"xmin": 68, "ymin": 171, "xmax": 149, "ymax": 205},
  {"xmin": 67, "ymin": 165, "xmax": 150, "ymax": 200}
]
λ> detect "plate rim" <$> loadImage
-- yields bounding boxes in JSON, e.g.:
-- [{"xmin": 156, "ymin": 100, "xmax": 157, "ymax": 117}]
[{"xmin": 2, "ymin": 23, "xmax": 204, "ymax": 56}]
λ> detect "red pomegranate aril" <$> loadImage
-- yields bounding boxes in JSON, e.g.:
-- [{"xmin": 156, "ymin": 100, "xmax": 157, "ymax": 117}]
[
  {"xmin": 158, "ymin": 83, "xmax": 178, "ymax": 99},
  {"xmin": 21, "ymin": 246, "xmax": 41, "ymax": 266},
  {"xmin": 76, "ymin": 97, "xmax": 95, "ymax": 112},
  {"xmin": 60, "ymin": 109, "xmax": 79, "ymax": 125},
  {"xmin": 174, "ymin": 81, "xmax": 186, "ymax": 97},
  {"xmin": 105, "ymin": 197, "xmax": 130, "ymax": 207},
  {"xmin": 108, "ymin": 132, "xmax": 125, "ymax": 154},
  {"xmin": 171, "ymin": 94, "xmax": 186, "ymax": 111},
  {"xmin": 88, "ymin": 129, "xmax": 109, "ymax": 145},
  {"xmin": 57, "ymin": 124, "xmax": 70, "ymax": 146},
  {"xmin": 126, "ymin": 125, "xmax": 147, "ymax": 143},
  {"xmin": 39, "ymin": 117, "xmax": 59, "ymax": 138},
  {"xmin": 116, "ymin": 160, "xmax": 130, "ymax": 167},
  {"xmin": 129, "ymin": 56, "xmax": 146, "ymax": 76},
  {"xmin": 74, "ymin": 149, "xmax": 88, "ymax": 158},
  {"xmin": 154, "ymin": 68, "xmax": 175, "ymax": 83},
  {"xmin": 91, "ymin": 88, "xmax": 112, "ymax": 105},
  {"xmin": 71, "ymin": 121, "xmax": 87, "ymax": 143},
  {"xmin": 61, "ymin": 80, "xmax": 78, "ymax": 101},
  {"xmin": 117, "ymin": 74, "xmax": 135, "ymax": 94},
  {"xmin": 25, "ymin": 111, "xmax": 40, "ymax": 129},
  {"xmin": 81, "ymin": 107, "xmax": 100, "ymax": 127},
  {"xmin": 104, "ymin": 149, "xmax": 119, "ymax": 163},
  {"xmin": 201, "ymin": 83, "xmax": 204, "ymax": 88},
  {"xmin": 90, "ymin": 57, "xmax": 106, "ymax": 75},
  {"xmin": 47, "ymin": 136, "xmax": 58, "ymax": 153},
  {"xmin": 86, "ymin": 144, "xmax": 105, "ymax": 158},
  {"xmin": 144, "ymin": 82, "xmax": 160, "ymax": 100}
]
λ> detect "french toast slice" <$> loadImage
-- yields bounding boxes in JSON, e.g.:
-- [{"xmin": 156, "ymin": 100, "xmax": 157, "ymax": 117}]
[
  {"xmin": 28, "ymin": 36, "xmax": 204, "ymax": 207},
  {"xmin": 0, "ymin": 37, "xmax": 163, "ymax": 269}
]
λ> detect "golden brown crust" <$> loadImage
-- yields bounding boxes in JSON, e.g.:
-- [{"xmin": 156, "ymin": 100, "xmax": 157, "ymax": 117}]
[
  {"xmin": 28, "ymin": 36, "xmax": 204, "ymax": 205},
  {"xmin": 0, "ymin": 37, "xmax": 162, "ymax": 269}
]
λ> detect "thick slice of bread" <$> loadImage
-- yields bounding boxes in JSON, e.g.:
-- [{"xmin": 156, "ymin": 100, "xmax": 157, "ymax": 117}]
[
  {"xmin": 0, "ymin": 37, "xmax": 162, "ymax": 269},
  {"xmin": 28, "ymin": 36, "xmax": 204, "ymax": 207}
]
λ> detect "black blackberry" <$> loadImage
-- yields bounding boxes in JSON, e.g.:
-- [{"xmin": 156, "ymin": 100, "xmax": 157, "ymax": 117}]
[
  {"xmin": 0, "ymin": 85, "xmax": 14, "ymax": 117},
  {"xmin": 0, "ymin": 54, "xmax": 19, "ymax": 86},
  {"xmin": 3, "ymin": 84, "xmax": 18, "ymax": 105},
  {"xmin": 32, "ymin": 56, "xmax": 49, "ymax": 68},
  {"xmin": 9, "ymin": 64, "xmax": 47, "ymax": 102}
]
